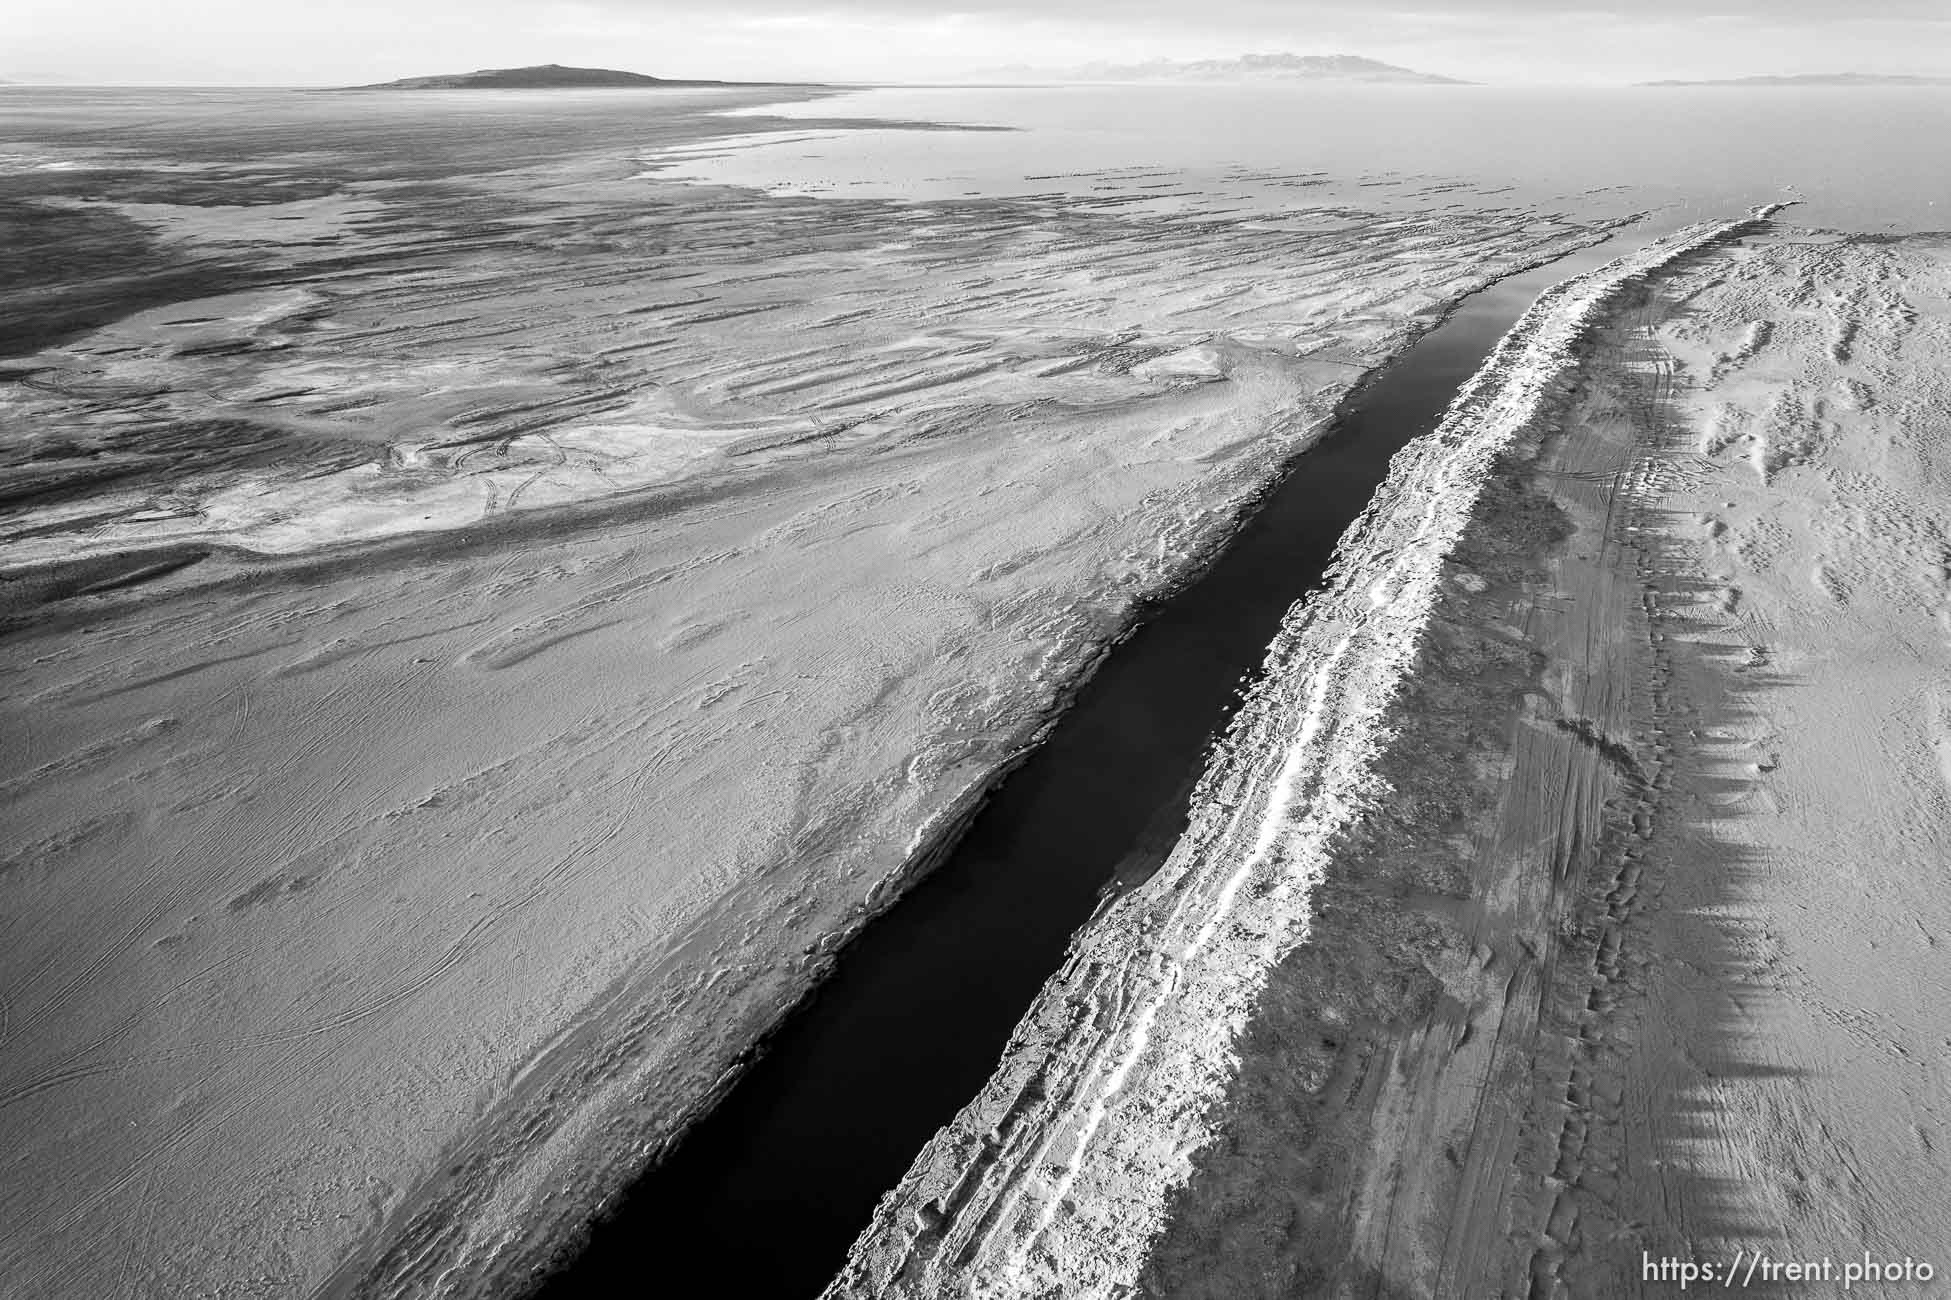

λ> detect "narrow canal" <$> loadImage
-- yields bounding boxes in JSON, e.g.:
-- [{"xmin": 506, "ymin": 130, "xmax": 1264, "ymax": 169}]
[{"xmin": 531, "ymin": 224, "xmax": 1659, "ymax": 1300}]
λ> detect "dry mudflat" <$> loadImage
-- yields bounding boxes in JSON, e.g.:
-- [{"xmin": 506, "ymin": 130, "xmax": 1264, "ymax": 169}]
[
  {"xmin": 835, "ymin": 223, "xmax": 1951, "ymax": 1296},
  {"xmin": 0, "ymin": 89, "xmax": 1623, "ymax": 1297}
]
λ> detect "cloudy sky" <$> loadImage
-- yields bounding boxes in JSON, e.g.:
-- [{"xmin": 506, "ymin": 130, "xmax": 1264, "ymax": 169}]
[{"xmin": 7, "ymin": 0, "xmax": 1950, "ymax": 86}]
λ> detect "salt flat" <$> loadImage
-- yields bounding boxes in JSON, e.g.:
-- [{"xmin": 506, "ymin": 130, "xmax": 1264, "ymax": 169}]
[
  {"xmin": 1637, "ymin": 230, "xmax": 1951, "ymax": 1276},
  {"xmin": 0, "ymin": 89, "xmax": 1622, "ymax": 1297}
]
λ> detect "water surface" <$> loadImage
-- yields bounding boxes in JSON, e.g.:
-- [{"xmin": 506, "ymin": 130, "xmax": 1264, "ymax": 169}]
[{"xmin": 670, "ymin": 83, "xmax": 1951, "ymax": 231}]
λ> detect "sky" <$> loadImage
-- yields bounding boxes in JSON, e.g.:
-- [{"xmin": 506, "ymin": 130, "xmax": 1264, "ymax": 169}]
[{"xmin": 6, "ymin": 0, "xmax": 1950, "ymax": 87}]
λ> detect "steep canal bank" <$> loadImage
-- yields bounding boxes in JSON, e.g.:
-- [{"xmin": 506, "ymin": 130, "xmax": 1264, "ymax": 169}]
[{"xmin": 531, "ymin": 220, "xmax": 1689, "ymax": 1300}]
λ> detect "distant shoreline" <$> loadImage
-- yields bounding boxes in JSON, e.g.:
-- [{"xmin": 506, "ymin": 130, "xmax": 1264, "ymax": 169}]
[
  {"xmin": 0, "ymin": 80, "xmax": 841, "ymax": 92},
  {"xmin": 7, "ymin": 76, "xmax": 1948, "ymax": 93},
  {"xmin": 341, "ymin": 62, "xmax": 826, "ymax": 92},
  {"xmin": 1638, "ymin": 73, "xmax": 1951, "ymax": 87},
  {"xmin": 333, "ymin": 79, "xmax": 827, "ymax": 93}
]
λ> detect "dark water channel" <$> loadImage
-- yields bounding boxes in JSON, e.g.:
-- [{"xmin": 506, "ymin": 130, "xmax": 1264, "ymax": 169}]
[{"xmin": 531, "ymin": 226, "xmax": 1655, "ymax": 1300}]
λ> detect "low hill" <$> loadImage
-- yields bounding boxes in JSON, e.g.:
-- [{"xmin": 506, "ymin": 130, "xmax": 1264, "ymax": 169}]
[{"xmin": 355, "ymin": 63, "xmax": 744, "ymax": 90}]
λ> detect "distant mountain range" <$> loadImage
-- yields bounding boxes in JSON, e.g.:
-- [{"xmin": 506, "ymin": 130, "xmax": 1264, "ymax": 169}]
[
  {"xmin": 991, "ymin": 53, "xmax": 1471, "ymax": 86},
  {"xmin": 1640, "ymin": 72, "xmax": 1951, "ymax": 87},
  {"xmin": 353, "ymin": 63, "xmax": 763, "ymax": 90}
]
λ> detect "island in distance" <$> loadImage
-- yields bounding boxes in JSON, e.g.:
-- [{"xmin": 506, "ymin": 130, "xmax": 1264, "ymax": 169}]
[{"xmin": 353, "ymin": 62, "xmax": 777, "ymax": 89}]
